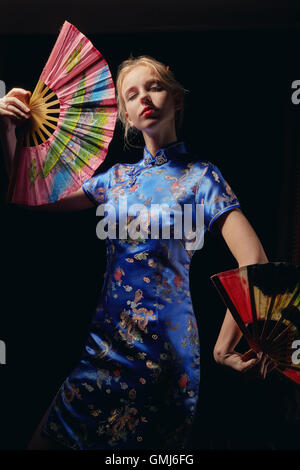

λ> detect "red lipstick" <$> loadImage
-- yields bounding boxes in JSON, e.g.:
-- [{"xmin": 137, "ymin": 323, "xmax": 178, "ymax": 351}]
[{"xmin": 141, "ymin": 106, "xmax": 156, "ymax": 116}]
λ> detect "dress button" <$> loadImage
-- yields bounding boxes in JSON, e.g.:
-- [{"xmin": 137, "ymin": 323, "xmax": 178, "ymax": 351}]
[
  {"xmin": 145, "ymin": 155, "xmax": 154, "ymax": 165},
  {"xmin": 155, "ymin": 154, "xmax": 168, "ymax": 166}
]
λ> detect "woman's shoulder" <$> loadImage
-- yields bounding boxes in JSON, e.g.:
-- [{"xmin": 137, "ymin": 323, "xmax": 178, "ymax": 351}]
[
  {"xmin": 92, "ymin": 161, "xmax": 135, "ymax": 178},
  {"xmin": 181, "ymin": 152, "xmax": 219, "ymax": 172}
]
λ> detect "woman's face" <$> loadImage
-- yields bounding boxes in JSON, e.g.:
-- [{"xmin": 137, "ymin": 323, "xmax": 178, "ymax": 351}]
[{"xmin": 121, "ymin": 65, "xmax": 179, "ymax": 135}]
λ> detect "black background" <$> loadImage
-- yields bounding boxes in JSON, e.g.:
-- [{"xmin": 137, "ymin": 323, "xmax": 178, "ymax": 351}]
[{"xmin": 1, "ymin": 3, "xmax": 300, "ymax": 451}]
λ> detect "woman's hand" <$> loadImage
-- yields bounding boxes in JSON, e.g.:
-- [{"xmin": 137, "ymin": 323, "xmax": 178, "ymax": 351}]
[
  {"xmin": 0, "ymin": 88, "xmax": 32, "ymax": 176},
  {"xmin": 0, "ymin": 88, "xmax": 31, "ymax": 127},
  {"xmin": 218, "ymin": 349, "xmax": 277, "ymax": 379}
]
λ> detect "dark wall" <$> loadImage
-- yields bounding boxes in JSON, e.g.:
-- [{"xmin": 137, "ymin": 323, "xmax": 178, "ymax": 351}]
[{"xmin": 1, "ymin": 27, "xmax": 300, "ymax": 450}]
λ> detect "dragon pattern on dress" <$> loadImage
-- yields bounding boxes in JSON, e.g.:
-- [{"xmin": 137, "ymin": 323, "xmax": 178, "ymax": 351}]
[{"xmin": 41, "ymin": 141, "xmax": 240, "ymax": 450}]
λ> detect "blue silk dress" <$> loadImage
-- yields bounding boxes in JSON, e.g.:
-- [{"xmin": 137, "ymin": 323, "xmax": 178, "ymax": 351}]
[{"xmin": 40, "ymin": 141, "xmax": 241, "ymax": 450}]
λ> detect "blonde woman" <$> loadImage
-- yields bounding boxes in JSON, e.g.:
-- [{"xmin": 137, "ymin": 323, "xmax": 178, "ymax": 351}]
[{"xmin": 0, "ymin": 56, "xmax": 272, "ymax": 450}]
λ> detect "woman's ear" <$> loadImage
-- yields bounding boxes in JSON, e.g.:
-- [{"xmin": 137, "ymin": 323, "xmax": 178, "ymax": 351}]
[
  {"xmin": 173, "ymin": 92, "xmax": 183, "ymax": 111},
  {"xmin": 125, "ymin": 111, "xmax": 134, "ymax": 127}
]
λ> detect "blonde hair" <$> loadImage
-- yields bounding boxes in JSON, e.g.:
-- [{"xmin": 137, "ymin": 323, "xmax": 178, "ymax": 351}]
[{"xmin": 116, "ymin": 55, "xmax": 188, "ymax": 146}]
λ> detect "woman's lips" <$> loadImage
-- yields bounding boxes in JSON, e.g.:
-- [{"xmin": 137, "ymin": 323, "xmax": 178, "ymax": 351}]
[{"xmin": 141, "ymin": 107, "xmax": 156, "ymax": 116}]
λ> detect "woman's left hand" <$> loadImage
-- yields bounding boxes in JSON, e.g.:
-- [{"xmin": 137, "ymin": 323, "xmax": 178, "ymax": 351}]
[{"xmin": 219, "ymin": 350, "xmax": 277, "ymax": 379}]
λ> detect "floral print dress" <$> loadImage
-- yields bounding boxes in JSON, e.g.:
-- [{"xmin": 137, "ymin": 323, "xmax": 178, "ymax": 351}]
[{"xmin": 40, "ymin": 141, "xmax": 241, "ymax": 450}]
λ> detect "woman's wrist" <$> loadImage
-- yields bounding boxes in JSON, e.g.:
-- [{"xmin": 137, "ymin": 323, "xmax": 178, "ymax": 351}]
[
  {"xmin": 0, "ymin": 120, "xmax": 17, "ymax": 177},
  {"xmin": 0, "ymin": 115, "xmax": 16, "ymax": 132}
]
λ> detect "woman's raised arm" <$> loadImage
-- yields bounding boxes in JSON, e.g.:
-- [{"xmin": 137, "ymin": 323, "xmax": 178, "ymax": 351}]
[
  {"xmin": 212, "ymin": 208, "xmax": 274, "ymax": 378},
  {"xmin": 18, "ymin": 187, "xmax": 95, "ymax": 212},
  {"xmin": 0, "ymin": 88, "xmax": 32, "ymax": 175},
  {"xmin": 0, "ymin": 88, "xmax": 95, "ymax": 212}
]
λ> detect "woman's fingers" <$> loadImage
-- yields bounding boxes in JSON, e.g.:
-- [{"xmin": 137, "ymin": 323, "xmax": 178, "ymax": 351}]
[
  {"xmin": 240, "ymin": 351, "xmax": 276, "ymax": 379},
  {"xmin": 4, "ymin": 97, "xmax": 30, "ymax": 116},
  {"xmin": 0, "ymin": 100, "xmax": 31, "ymax": 129},
  {"xmin": 220, "ymin": 350, "xmax": 277, "ymax": 379},
  {"xmin": 0, "ymin": 88, "xmax": 31, "ymax": 121},
  {"xmin": 2, "ymin": 103, "xmax": 29, "ymax": 119},
  {"xmin": 223, "ymin": 353, "xmax": 258, "ymax": 372},
  {"xmin": 239, "ymin": 357, "xmax": 258, "ymax": 372},
  {"xmin": 6, "ymin": 96, "xmax": 30, "ymax": 113},
  {"xmin": 6, "ymin": 87, "xmax": 31, "ymax": 97},
  {"xmin": 256, "ymin": 353, "xmax": 277, "ymax": 379},
  {"xmin": 8, "ymin": 105, "xmax": 29, "ymax": 119},
  {"xmin": 1, "ymin": 110, "xmax": 19, "ymax": 119},
  {"xmin": 265, "ymin": 358, "xmax": 277, "ymax": 376},
  {"xmin": 260, "ymin": 353, "xmax": 268, "ymax": 378},
  {"xmin": 6, "ymin": 88, "xmax": 32, "ymax": 107},
  {"xmin": 0, "ymin": 106, "xmax": 28, "ymax": 121}
]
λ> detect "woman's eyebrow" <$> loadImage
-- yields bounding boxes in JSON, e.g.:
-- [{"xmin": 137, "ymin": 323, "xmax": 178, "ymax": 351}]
[{"xmin": 124, "ymin": 79, "xmax": 159, "ymax": 97}]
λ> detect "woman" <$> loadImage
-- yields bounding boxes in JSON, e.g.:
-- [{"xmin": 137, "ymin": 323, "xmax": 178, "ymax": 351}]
[{"xmin": 0, "ymin": 56, "xmax": 272, "ymax": 450}]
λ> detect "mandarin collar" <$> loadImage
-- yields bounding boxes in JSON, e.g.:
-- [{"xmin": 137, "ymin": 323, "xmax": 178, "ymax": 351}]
[{"xmin": 142, "ymin": 141, "xmax": 187, "ymax": 166}]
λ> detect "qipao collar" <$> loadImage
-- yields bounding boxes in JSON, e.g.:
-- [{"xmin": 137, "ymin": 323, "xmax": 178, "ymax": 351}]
[{"xmin": 142, "ymin": 141, "xmax": 187, "ymax": 166}]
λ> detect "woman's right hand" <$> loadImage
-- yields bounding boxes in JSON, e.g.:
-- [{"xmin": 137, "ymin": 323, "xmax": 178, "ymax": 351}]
[
  {"xmin": 216, "ymin": 349, "xmax": 276, "ymax": 379},
  {"xmin": 0, "ymin": 88, "xmax": 31, "ymax": 128},
  {"xmin": 0, "ymin": 88, "xmax": 32, "ymax": 178}
]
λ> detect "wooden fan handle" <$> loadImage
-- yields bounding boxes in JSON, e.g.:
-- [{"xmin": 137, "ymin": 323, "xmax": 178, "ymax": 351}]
[{"xmin": 241, "ymin": 349, "xmax": 258, "ymax": 361}]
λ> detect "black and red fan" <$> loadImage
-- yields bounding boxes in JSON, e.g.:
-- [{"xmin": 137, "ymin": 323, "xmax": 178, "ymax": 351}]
[{"xmin": 211, "ymin": 262, "xmax": 300, "ymax": 385}]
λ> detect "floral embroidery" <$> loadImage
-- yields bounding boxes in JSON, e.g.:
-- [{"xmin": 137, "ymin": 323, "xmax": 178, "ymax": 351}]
[{"xmin": 42, "ymin": 142, "xmax": 240, "ymax": 450}]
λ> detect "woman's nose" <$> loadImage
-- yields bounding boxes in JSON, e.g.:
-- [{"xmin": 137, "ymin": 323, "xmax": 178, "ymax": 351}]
[{"xmin": 140, "ymin": 92, "xmax": 151, "ymax": 104}]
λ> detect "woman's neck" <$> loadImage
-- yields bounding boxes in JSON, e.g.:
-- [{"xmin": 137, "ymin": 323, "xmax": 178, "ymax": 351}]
[{"xmin": 142, "ymin": 129, "xmax": 178, "ymax": 157}]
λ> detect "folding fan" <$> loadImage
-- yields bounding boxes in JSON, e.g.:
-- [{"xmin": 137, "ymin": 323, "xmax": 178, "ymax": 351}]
[
  {"xmin": 211, "ymin": 262, "xmax": 300, "ymax": 386},
  {"xmin": 7, "ymin": 21, "xmax": 117, "ymax": 205}
]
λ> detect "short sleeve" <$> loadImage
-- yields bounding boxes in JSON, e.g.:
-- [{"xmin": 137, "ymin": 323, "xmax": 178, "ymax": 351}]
[
  {"xmin": 196, "ymin": 162, "xmax": 241, "ymax": 233},
  {"xmin": 81, "ymin": 168, "xmax": 112, "ymax": 207}
]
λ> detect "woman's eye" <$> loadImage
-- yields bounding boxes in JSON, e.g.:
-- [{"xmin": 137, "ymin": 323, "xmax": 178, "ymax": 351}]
[{"xmin": 127, "ymin": 85, "xmax": 162, "ymax": 101}]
